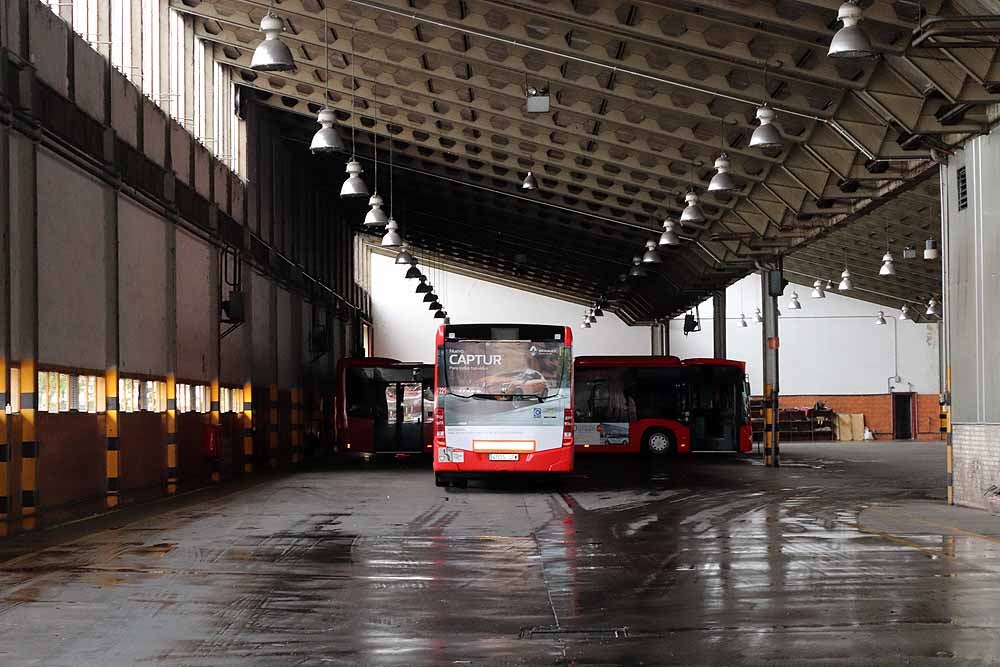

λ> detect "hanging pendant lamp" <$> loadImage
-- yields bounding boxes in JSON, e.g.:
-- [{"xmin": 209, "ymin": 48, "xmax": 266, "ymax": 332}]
[
  {"xmin": 311, "ymin": 109, "xmax": 345, "ymax": 153},
  {"xmin": 828, "ymin": 1, "xmax": 875, "ymax": 59},
  {"xmin": 754, "ymin": 307, "xmax": 763, "ymax": 324},
  {"xmin": 381, "ymin": 218, "xmax": 403, "ymax": 247},
  {"xmin": 434, "ymin": 309, "xmax": 446, "ymax": 319},
  {"xmin": 251, "ymin": 14, "xmax": 295, "ymax": 72},
  {"xmin": 825, "ymin": 279, "xmax": 834, "ymax": 291},
  {"xmin": 522, "ymin": 170, "xmax": 537, "ymax": 191},
  {"xmin": 659, "ymin": 220, "xmax": 681, "ymax": 246},
  {"xmin": 428, "ymin": 301, "xmax": 442, "ymax": 311},
  {"xmin": 926, "ymin": 298, "xmax": 939, "ymax": 317},
  {"xmin": 708, "ymin": 153, "xmax": 738, "ymax": 193},
  {"xmin": 581, "ymin": 320, "xmax": 592, "ymax": 329},
  {"xmin": 680, "ymin": 192, "xmax": 705, "ymax": 224},
  {"xmin": 364, "ymin": 192, "xmax": 388, "ymax": 226},
  {"xmin": 749, "ymin": 104, "xmax": 783, "ymax": 150},
  {"xmin": 875, "ymin": 311, "xmax": 887, "ymax": 326},
  {"xmin": 924, "ymin": 239, "xmax": 940, "ymax": 260},
  {"xmin": 899, "ymin": 305, "xmax": 911, "ymax": 321},
  {"xmin": 593, "ymin": 306, "xmax": 604, "ymax": 317},
  {"xmin": 788, "ymin": 292, "xmax": 802, "ymax": 310},
  {"xmin": 629, "ymin": 256, "xmax": 647, "ymax": 278},
  {"xmin": 739, "ymin": 313, "xmax": 748, "ymax": 328},
  {"xmin": 395, "ymin": 242, "xmax": 414, "ymax": 265},
  {"xmin": 642, "ymin": 241, "xmax": 662, "ymax": 264},
  {"xmin": 415, "ymin": 277, "xmax": 431, "ymax": 294},
  {"xmin": 879, "ymin": 251, "xmax": 896, "ymax": 276},
  {"xmin": 443, "ymin": 314, "xmax": 451, "ymax": 325},
  {"xmin": 838, "ymin": 268, "xmax": 853, "ymax": 291},
  {"xmin": 811, "ymin": 280, "xmax": 826, "ymax": 299},
  {"xmin": 341, "ymin": 160, "xmax": 368, "ymax": 197},
  {"xmin": 405, "ymin": 263, "xmax": 422, "ymax": 279},
  {"xmin": 422, "ymin": 291, "xmax": 438, "ymax": 303}
]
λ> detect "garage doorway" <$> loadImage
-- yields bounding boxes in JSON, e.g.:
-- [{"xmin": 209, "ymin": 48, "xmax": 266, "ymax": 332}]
[{"xmin": 892, "ymin": 393, "xmax": 914, "ymax": 440}]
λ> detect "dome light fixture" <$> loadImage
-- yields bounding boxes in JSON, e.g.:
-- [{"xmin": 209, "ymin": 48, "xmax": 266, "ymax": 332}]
[
  {"xmin": 341, "ymin": 159, "xmax": 369, "ymax": 198},
  {"xmin": 838, "ymin": 268, "xmax": 853, "ymax": 291},
  {"xmin": 422, "ymin": 291, "xmax": 438, "ymax": 303},
  {"xmin": 879, "ymin": 251, "xmax": 896, "ymax": 276},
  {"xmin": 405, "ymin": 264, "xmax": 422, "ymax": 280},
  {"xmin": 749, "ymin": 104, "xmax": 783, "ymax": 150},
  {"xmin": 415, "ymin": 277, "xmax": 431, "ymax": 294},
  {"xmin": 708, "ymin": 153, "xmax": 738, "ymax": 193},
  {"xmin": 899, "ymin": 305, "xmax": 911, "ymax": 321},
  {"xmin": 381, "ymin": 218, "xmax": 403, "ymax": 247},
  {"xmin": 364, "ymin": 192, "xmax": 388, "ymax": 226},
  {"xmin": 642, "ymin": 240, "xmax": 662, "ymax": 264},
  {"xmin": 828, "ymin": 1, "xmax": 876, "ymax": 60},
  {"xmin": 310, "ymin": 108, "xmax": 345, "ymax": 154},
  {"xmin": 521, "ymin": 170, "xmax": 537, "ymax": 191},
  {"xmin": 875, "ymin": 311, "xmax": 887, "ymax": 326},
  {"xmin": 926, "ymin": 298, "xmax": 939, "ymax": 317},
  {"xmin": 659, "ymin": 220, "xmax": 681, "ymax": 246},
  {"xmin": 924, "ymin": 239, "xmax": 940, "ymax": 260},
  {"xmin": 250, "ymin": 13, "xmax": 295, "ymax": 72},
  {"xmin": 680, "ymin": 192, "xmax": 705, "ymax": 224},
  {"xmin": 428, "ymin": 300, "xmax": 443, "ymax": 311},
  {"xmin": 433, "ymin": 309, "xmax": 446, "ymax": 319},
  {"xmin": 629, "ymin": 256, "xmax": 647, "ymax": 278},
  {"xmin": 811, "ymin": 280, "xmax": 826, "ymax": 299},
  {"xmin": 788, "ymin": 291, "xmax": 802, "ymax": 310},
  {"xmin": 395, "ymin": 242, "xmax": 414, "ymax": 265}
]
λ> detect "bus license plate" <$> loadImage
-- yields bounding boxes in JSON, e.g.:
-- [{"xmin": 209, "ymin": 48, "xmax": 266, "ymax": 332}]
[{"xmin": 489, "ymin": 453, "xmax": 519, "ymax": 461}]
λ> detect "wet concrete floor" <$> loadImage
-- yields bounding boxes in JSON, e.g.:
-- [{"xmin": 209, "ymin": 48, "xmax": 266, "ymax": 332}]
[{"xmin": 3, "ymin": 441, "xmax": 1000, "ymax": 665}]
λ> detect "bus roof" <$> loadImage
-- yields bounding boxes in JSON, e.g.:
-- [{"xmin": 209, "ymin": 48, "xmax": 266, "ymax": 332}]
[
  {"xmin": 437, "ymin": 323, "xmax": 572, "ymax": 346},
  {"xmin": 682, "ymin": 358, "xmax": 747, "ymax": 370},
  {"xmin": 575, "ymin": 355, "xmax": 682, "ymax": 368}
]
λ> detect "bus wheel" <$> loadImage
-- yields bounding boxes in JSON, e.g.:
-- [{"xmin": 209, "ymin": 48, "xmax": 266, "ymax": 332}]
[{"xmin": 644, "ymin": 430, "xmax": 675, "ymax": 456}]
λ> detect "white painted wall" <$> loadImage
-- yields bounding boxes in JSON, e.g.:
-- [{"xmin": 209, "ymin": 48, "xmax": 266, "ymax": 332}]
[
  {"xmin": 372, "ymin": 258, "xmax": 940, "ymax": 395},
  {"xmin": 669, "ymin": 275, "xmax": 941, "ymax": 396},
  {"xmin": 370, "ymin": 254, "xmax": 651, "ymax": 362}
]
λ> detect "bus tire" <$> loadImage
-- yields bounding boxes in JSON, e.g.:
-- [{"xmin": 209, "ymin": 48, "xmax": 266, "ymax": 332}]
[
  {"xmin": 435, "ymin": 473, "xmax": 448, "ymax": 487},
  {"xmin": 643, "ymin": 429, "xmax": 675, "ymax": 456}
]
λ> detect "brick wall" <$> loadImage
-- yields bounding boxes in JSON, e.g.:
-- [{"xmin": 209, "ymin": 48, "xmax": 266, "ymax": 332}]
[
  {"xmin": 953, "ymin": 423, "xmax": 1000, "ymax": 510},
  {"xmin": 766, "ymin": 394, "xmax": 942, "ymax": 441}
]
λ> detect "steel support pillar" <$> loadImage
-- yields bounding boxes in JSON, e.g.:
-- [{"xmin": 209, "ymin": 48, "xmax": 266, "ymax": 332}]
[
  {"xmin": 712, "ymin": 290, "xmax": 726, "ymax": 360},
  {"xmin": 761, "ymin": 267, "xmax": 782, "ymax": 467},
  {"xmin": 650, "ymin": 320, "xmax": 669, "ymax": 356}
]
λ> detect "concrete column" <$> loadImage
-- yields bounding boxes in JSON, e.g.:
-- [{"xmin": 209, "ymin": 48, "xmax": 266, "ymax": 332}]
[
  {"xmin": 103, "ymin": 130, "xmax": 121, "ymax": 509},
  {"xmin": 761, "ymin": 268, "xmax": 781, "ymax": 467},
  {"xmin": 712, "ymin": 290, "xmax": 726, "ymax": 360}
]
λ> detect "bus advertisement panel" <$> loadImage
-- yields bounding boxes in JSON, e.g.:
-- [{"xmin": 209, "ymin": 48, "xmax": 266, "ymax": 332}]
[{"xmin": 433, "ymin": 324, "xmax": 574, "ymax": 485}]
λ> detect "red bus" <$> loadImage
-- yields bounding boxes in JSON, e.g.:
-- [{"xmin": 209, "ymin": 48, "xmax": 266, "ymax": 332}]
[
  {"xmin": 335, "ymin": 357, "xmax": 434, "ymax": 457},
  {"xmin": 573, "ymin": 356, "xmax": 752, "ymax": 455},
  {"xmin": 433, "ymin": 324, "xmax": 574, "ymax": 486}
]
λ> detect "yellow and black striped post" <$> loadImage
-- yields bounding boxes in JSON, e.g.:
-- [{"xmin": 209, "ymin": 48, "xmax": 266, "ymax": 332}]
[
  {"xmin": 210, "ymin": 380, "xmax": 221, "ymax": 483},
  {"xmin": 763, "ymin": 382, "xmax": 776, "ymax": 467},
  {"xmin": 105, "ymin": 369, "xmax": 119, "ymax": 508},
  {"xmin": 166, "ymin": 374, "xmax": 177, "ymax": 495},
  {"xmin": 944, "ymin": 367, "xmax": 953, "ymax": 505},
  {"xmin": 20, "ymin": 360, "xmax": 37, "ymax": 530},
  {"xmin": 242, "ymin": 382, "xmax": 253, "ymax": 473},
  {"xmin": 269, "ymin": 384, "xmax": 279, "ymax": 468},
  {"xmin": 0, "ymin": 356, "xmax": 8, "ymax": 535},
  {"xmin": 290, "ymin": 388, "xmax": 302, "ymax": 464}
]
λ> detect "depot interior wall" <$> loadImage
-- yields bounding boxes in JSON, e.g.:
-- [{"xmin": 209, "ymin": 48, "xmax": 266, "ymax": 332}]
[
  {"xmin": 370, "ymin": 254, "xmax": 651, "ymax": 362},
  {"xmin": 669, "ymin": 274, "xmax": 940, "ymax": 396}
]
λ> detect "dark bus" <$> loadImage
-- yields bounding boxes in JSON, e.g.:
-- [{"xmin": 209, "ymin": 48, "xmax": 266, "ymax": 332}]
[
  {"xmin": 335, "ymin": 357, "xmax": 434, "ymax": 457},
  {"xmin": 573, "ymin": 356, "xmax": 752, "ymax": 455}
]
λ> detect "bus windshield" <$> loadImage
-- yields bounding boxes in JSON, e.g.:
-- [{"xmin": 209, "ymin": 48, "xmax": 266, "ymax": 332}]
[{"xmin": 441, "ymin": 340, "xmax": 571, "ymax": 426}]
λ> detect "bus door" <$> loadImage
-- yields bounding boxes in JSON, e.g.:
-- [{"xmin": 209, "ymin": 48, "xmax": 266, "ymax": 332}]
[{"xmin": 379, "ymin": 369, "xmax": 427, "ymax": 453}]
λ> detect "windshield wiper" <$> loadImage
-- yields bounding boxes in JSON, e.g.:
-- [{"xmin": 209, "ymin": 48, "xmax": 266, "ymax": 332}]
[{"xmin": 469, "ymin": 392, "xmax": 546, "ymax": 403}]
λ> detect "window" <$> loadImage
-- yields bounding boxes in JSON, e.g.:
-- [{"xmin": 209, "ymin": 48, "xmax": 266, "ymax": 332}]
[
  {"xmin": 6, "ymin": 367, "xmax": 20, "ymax": 414},
  {"xmin": 37, "ymin": 371, "xmax": 104, "ymax": 414},
  {"xmin": 176, "ymin": 383, "xmax": 211, "ymax": 414},
  {"xmin": 220, "ymin": 387, "xmax": 245, "ymax": 414},
  {"xmin": 957, "ymin": 166, "xmax": 968, "ymax": 211}
]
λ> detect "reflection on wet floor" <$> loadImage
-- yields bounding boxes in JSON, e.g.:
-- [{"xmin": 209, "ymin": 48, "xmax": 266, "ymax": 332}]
[{"xmin": 3, "ymin": 441, "xmax": 1000, "ymax": 665}]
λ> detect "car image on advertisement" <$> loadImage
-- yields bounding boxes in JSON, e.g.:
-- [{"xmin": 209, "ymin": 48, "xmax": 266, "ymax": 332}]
[{"xmin": 482, "ymin": 369, "xmax": 549, "ymax": 399}]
